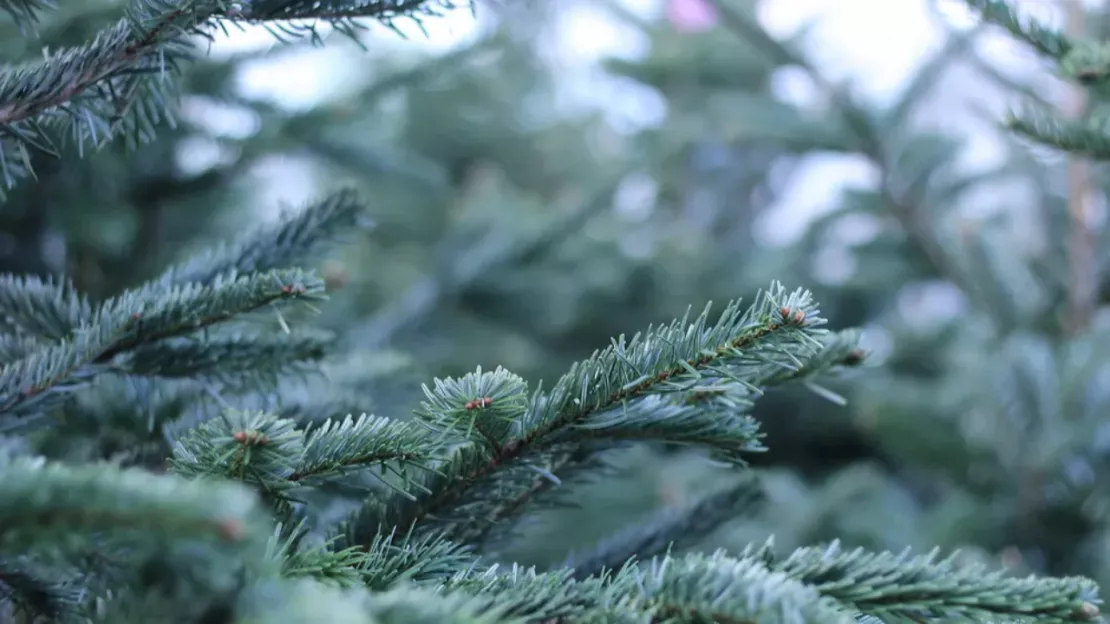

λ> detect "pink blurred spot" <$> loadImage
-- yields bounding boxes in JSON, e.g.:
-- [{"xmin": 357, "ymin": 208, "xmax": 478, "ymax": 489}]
[{"xmin": 667, "ymin": 0, "xmax": 718, "ymax": 32}]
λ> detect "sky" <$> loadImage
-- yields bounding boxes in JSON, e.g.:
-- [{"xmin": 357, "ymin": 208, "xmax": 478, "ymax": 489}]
[{"xmin": 205, "ymin": 0, "xmax": 1079, "ymax": 238}]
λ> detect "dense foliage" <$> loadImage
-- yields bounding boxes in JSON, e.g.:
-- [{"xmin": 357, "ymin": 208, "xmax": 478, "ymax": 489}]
[{"xmin": 0, "ymin": 0, "xmax": 1106, "ymax": 621}]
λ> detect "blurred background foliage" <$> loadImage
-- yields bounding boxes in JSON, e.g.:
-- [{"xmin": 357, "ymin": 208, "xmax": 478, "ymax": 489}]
[{"xmin": 7, "ymin": 0, "xmax": 1110, "ymax": 595}]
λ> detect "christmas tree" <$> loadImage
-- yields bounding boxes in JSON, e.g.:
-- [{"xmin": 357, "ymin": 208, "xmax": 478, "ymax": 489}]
[{"xmin": 0, "ymin": 0, "xmax": 1103, "ymax": 621}]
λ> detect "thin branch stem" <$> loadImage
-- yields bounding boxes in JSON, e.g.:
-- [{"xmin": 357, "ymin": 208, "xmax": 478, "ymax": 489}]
[{"xmin": 1064, "ymin": 0, "xmax": 1097, "ymax": 335}]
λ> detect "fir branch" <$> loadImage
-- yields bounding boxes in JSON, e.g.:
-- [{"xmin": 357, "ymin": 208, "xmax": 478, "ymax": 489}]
[
  {"xmin": 0, "ymin": 274, "xmax": 91, "ymax": 340},
  {"xmin": 353, "ymin": 163, "xmax": 629, "ymax": 348},
  {"xmin": 445, "ymin": 553, "xmax": 857, "ymax": 623},
  {"xmin": 964, "ymin": 0, "xmax": 1073, "ymax": 59},
  {"xmin": 116, "ymin": 327, "xmax": 335, "ymax": 385},
  {"xmin": 564, "ymin": 477, "xmax": 766, "ymax": 580},
  {"xmin": 349, "ymin": 284, "xmax": 850, "ymax": 548},
  {"xmin": 1007, "ymin": 105, "xmax": 1110, "ymax": 159},
  {"xmin": 362, "ymin": 590, "xmax": 518, "ymax": 624},
  {"xmin": 267, "ymin": 522, "xmax": 369, "ymax": 588},
  {"xmin": 0, "ymin": 333, "xmax": 40, "ymax": 365},
  {"xmin": 0, "ymin": 556, "xmax": 83, "ymax": 622},
  {"xmin": 293, "ymin": 413, "xmax": 440, "ymax": 485},
  {"xmin": 342, "ymin": 528, "xmax": 476, "ymax": 590},
  {"xmin": 467, "ymin": 444, "xmax": 614, "ymax": 552},
  {"xmin": 171, "ymin": 410, "xmax": 441, "ymax": 504},
  {"xmin": 235, "ymin": 577, "xmax": 516, "ymax": 624},
  {"xmin": 0, "ymin": 268, "xmax": 324, "ymax": 419},
  {"xmin": 0, "ymin": 457, "xmax": 269, "ymax": 549},
  {"xmin": 161, "ymin": 188, "xmax": 370, "ymax": 285},
  {"xmin": 443, "ymin": 565, "xmax": 621, "ymax": 622},
  {"xmin": 774, "ymin": 541, "xmax": 1102, "ymax": 622},
  {"xmin": 0, "ymin": 0, "xmax": 54, "ymax": 31},
  {"xmin": 627, "ymin": 551, "xmax": 856, "ymax": 623},
  {"xmin": 171, "ymin": 409, "xmax": 306, "ymax": 488},
  {"xmin": 240, "ymin": 0, "xmax": 463, "ymax": 22},
  {"xmin": 0, "ymin": 1, "xmax": 462, "ymax": 198},
  {"xmin": 471, "ymin": 333, "xmax": 863, "ymax": 551}
]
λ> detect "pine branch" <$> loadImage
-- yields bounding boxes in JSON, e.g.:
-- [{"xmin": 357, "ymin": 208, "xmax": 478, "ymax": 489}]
[
  {"xmin": 293, "ymin": 413, "xmax": 440, "ymax": 485},
  {"xmin": 0, "ymin": 0, "xmax": 54, "ymax": 31},
  {"xmin": 338, "ymin": 528, "xmax": 476, "ymax": 590},
  {"xmin": 353, "ymin": 167, "xmax": 626, "ymax": 349},
  {"xmin": 161, "ymin": 188, "xmax": 370, "ymax": 285},
  {"xmin": 0, "ymin": 333, "xmax": 41, "ymax": 365},
  {"xmin": 964, "ymin": 0, "xmax": 1073, "ymax": 58},
  {"xmin": 0, "ymin": 556, "xmax": 83, "ymax": 622},
  {"xmin": 468, "ymin": 332, "xmax": 864, "ymax": 552},
  {"xmin": 1007, "ymin": 105, "xmax": 1110, "ymax": 159},
  {"xmin": 773, "ymin": 540, "xmax": 1102, "ymax": 622},
  {"xmin": 116, "ymin": 327, "xmax": 335, "ymax": 386},
  {"xmin": 564, "ymin": 477, "xmax": 766, "ymax": 580},
  {"xmin": 171, "ymin": 409, "xmax": 442, "ymax": 505},
  {"xmin": 0, "ymin": 457, "xmax": 270, "ymax": 551},
  {"xmin": 0, "ymin": 274, "xmax": 91, "ymax": 341},
  {"xmin": 359, "ymin": 586, "xmax": 518, "ymax": 624},
  {"xmin": 628, "ymin": 551, "xmax": 855, "ymax": 623},
  {"xmin": 343, "ymin": 284, "xmax": 856, "ymax": 549},
  {"xmin": 0, "ymin": 268, "xmax": 324, "ymax": 420},
  {"xmin": 442, "ymin": 565, "xmax": 621, "ymax": 622},
  {"xmin": 0, "ymin": 1, "xmax": 463, "ymax": 198},
  {"xmin": 229, "ymin": 574, "xmax": 515, "ymax": 624},
  {"xmin": 444, "ymin": 553, "xmax": 856, "ymax": 623}
]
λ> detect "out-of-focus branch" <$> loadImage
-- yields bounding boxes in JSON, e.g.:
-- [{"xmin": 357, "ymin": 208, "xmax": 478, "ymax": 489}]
[
  {"xmin": 705, "ymin": 0, "xmax": 978, "ymax": 298},
  {"xmin": 1064, "ymin": 0, "xmax": 1097, "ymax": 335}
]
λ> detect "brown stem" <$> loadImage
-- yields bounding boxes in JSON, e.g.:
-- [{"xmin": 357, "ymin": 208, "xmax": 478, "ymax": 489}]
[{"xmin": 1064, "ymin": 0, "xmax": 1097, "ymax": 336}]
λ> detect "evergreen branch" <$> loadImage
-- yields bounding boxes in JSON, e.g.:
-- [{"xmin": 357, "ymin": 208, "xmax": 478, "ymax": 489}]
[
  {"xmin": 90, "ymin": 267, "xmax": 325, "ymax": 363},
  {"xmin": 708, "ymin": 0, "xmax": 989, "ymax": 311},
  {"xmin": 240, "ymin": 0, "xmax": 463, "ymax": 22},
  {"xmin": 341, "ymin": 528, "xmax": 476, "ymax": 590},
  {"xmin": 0, "ymin": 556, "xmax": 83, "ymax": 622},
  {"xmin": 774, "ymin": 540, "xmax": 1102, "ymax": 622},
  {"xmin": 352, "ymin": 284, "xmax": 842, "ymax": 547},
  {"xmin": 360, "ymin": 584, "xmax": 518, "ymax": 624},
  {"xmin": 171, "ymin": 409, "xmax": 306, "ymax": 489},
  {"xmin": 471, "ymin": 334, "xmax": 863, "ymax": 551},
  {"xmin": 1007, "ymin": 105, "xmax": 1110, "ymax": 159},
  {"xmin": 0, "ymin": 268, "xmax": 324, "ymax": 419},
  {"xmin": 353, "ymin": 164, "xmax": 629, "ymax": 348},
  {"xmin": 0, "ymin": 0, "xmax": 456, "ymax": 128},
  {"xmin": 964, "ymin": 0, "xmax": 1073, "ymax": 59},
  {"xmin": 0, "ymin": 333, "xmax": 40, "ymax": 365},
  {"xmin": 0, "ymin": 457, "xmax": 269, "ymax": 549},
  {"xmin": 443, "ymin": 565, "xmax": 621, "ymax": 622},
  {"xmin": 0, "ymin": 0, "xmax": 54, "ymax": 30},
  {"xmin": 564, "ymin": 477, "xmax": 766, "ymax": 580},
  {"xmin": 161, "ymin": 188, "xmax": 370, "ymax": 285},
  {"xmin": 293, "ymin": 413, "xmax": 440, "ymax": 485},
  {"xmin": 0, "ymin": 274, "xmax": 91, "ymax": 340},
  {"xmin": 0, "ymin": 2, "xmax": 461, "ymax": 198},
  {"xmin": 235, "ymin": 578, "xmax": 516, "ymax": 624},
  {"xmin": 117, "ymin": 328, "xmax": 335, "ymax": 385},
  {"xmin": 445, "ymin": 553, "xmax": 855, "ymax": 623},
  {"xmin": 277, "ymin": 540, "xmax": 369, "ymax": 588},
  {"xmin": 467, "ymin": 445, "xmax": 613, "ymax": 551},
  {"xmin": 172, "ymin": 410, "xmax": 440, "ymax": 505},
  {"xmin": 628, "ymin": 551, "xmax": 856, "ymax": 623}
]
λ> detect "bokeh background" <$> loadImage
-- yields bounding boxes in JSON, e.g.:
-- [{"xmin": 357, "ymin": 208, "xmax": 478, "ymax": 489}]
[{"xmin": 8, "ymin": 0, "xmax": 1110, "ymax": 593}]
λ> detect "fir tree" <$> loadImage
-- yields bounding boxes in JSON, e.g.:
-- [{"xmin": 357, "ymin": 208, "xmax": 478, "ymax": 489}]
[{"xmin": 0, "ymin": 0, "xmax": 1103, "ymax": 622}]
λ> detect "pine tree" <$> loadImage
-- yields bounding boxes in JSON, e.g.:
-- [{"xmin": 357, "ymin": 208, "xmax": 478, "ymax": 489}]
[{"xmin": 0, "ymin": 0, "xmax": 1103, "ymax": 622}]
